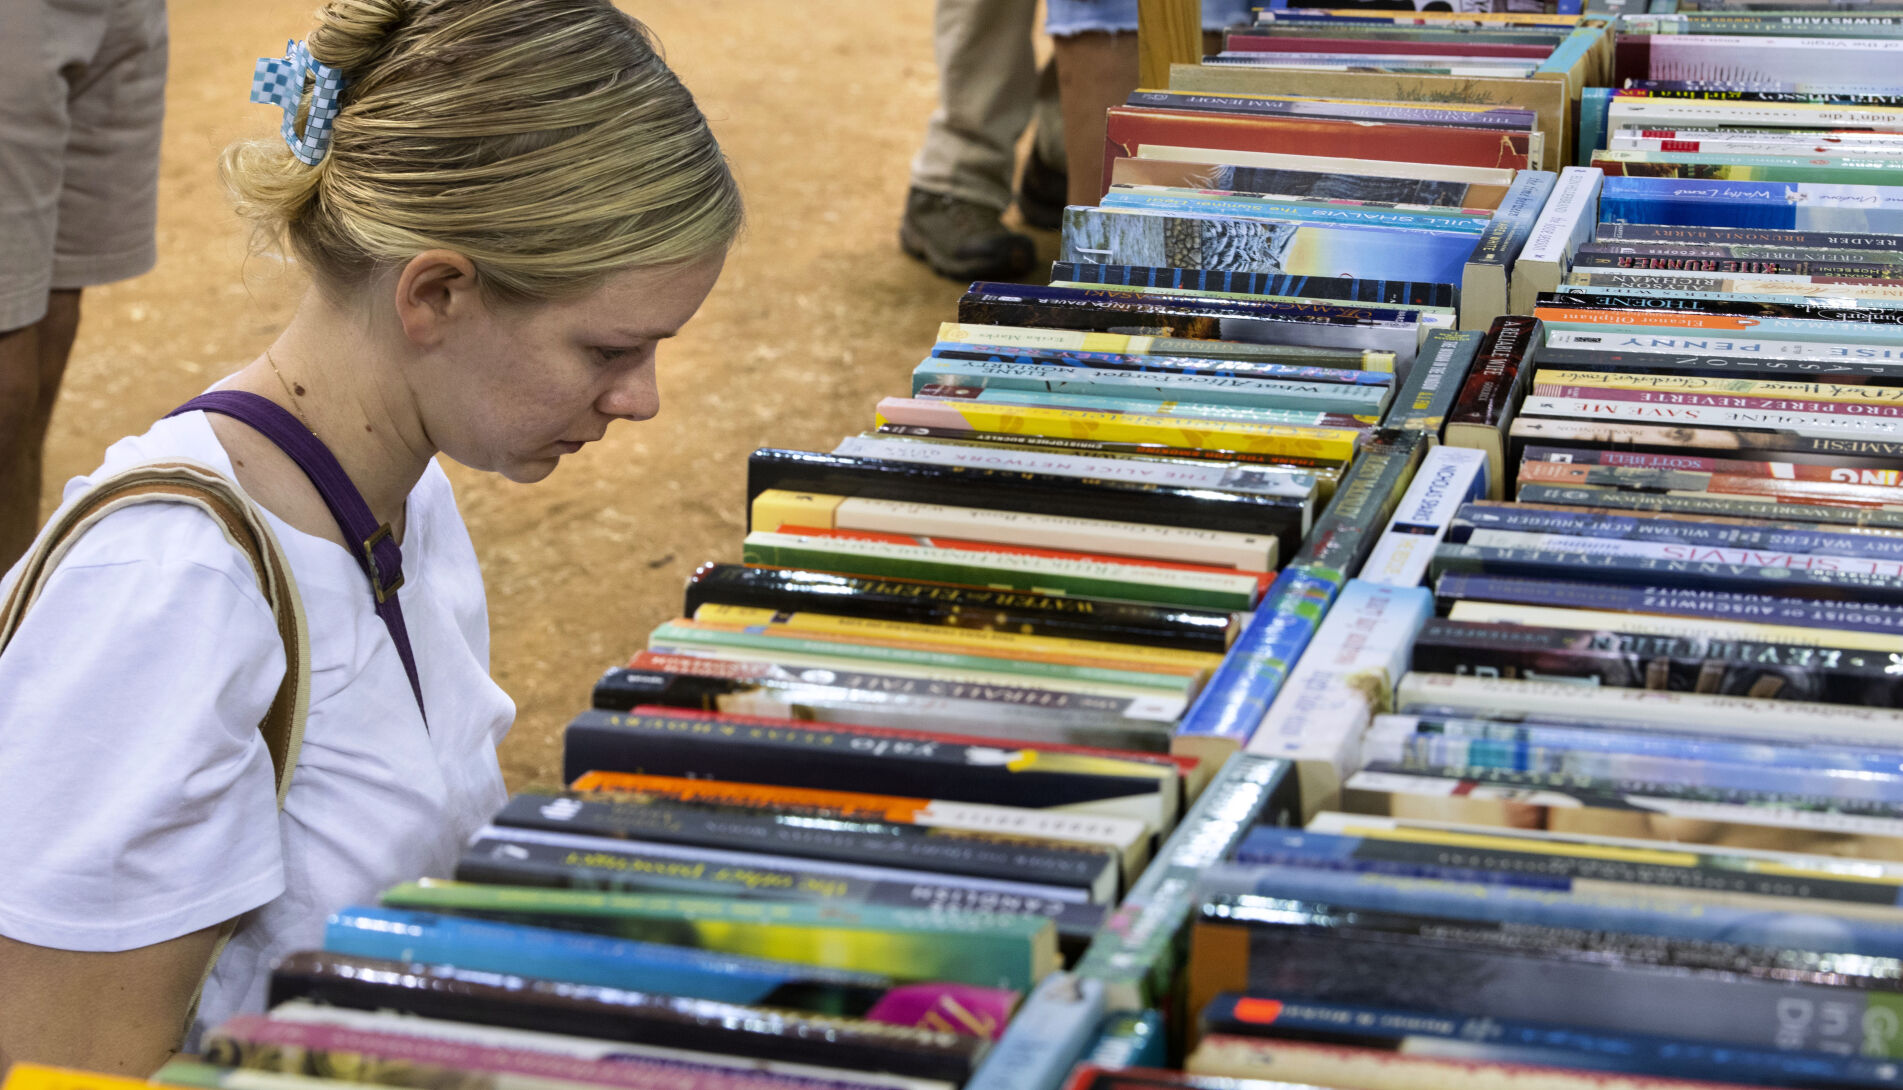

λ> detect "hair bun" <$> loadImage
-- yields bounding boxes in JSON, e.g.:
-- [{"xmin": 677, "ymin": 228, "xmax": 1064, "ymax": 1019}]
[{"xmin": 307, "ymin": 0, "xmax": 411, "ymax": 73}]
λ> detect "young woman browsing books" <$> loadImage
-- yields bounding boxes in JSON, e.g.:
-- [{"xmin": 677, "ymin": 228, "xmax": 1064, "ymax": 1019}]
[{"xmin": 0, "ymin": 0, "xmax": 740, "ymax": 1073}]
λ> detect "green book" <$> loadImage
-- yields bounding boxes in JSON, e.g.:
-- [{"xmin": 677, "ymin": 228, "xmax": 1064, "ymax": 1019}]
[{"xmin": 381, "ymin": 879, "xmax": 1060, "ymax": 992}]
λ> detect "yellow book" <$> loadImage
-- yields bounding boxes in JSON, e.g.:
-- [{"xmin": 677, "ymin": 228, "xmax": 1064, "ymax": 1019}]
[
  {"xmin": 874, "ymin": 397, "xmax": 1361, "ymax": 462},
  {"xmin": 691, "ymin": 603, "xmax": 1225, "ymax": 675},
  {"xmin": 749, "ymin": 489, "xmax": 1278, "ymax": 572},
  {"xmin": 3, "ymin": 1067, "xmax": 149, "ymax": 1090},
  {"xmin": 1536, "ymin": 369, "xmax": 1903, "ymax": 408},
  {"xmin": 1447, "ymin": 599, "xmax": 1903, "ymax": 655}
]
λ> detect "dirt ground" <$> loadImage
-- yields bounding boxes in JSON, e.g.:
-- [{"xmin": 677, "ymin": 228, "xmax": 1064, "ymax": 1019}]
[{"xmin": 44, "ymin": 0, "xmax": 1063, "ymax": 788}]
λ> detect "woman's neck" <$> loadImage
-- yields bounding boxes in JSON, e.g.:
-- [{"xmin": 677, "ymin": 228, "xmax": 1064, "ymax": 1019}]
[{"xmin": 242, "ymin": 290, "xmax": 437, "ymax": 529}]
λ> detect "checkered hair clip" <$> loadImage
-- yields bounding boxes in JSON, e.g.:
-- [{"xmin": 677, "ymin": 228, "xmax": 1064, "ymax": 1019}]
[{"xmin": 251, "ymin": 39, "xmax": 349, "ymax": 166}]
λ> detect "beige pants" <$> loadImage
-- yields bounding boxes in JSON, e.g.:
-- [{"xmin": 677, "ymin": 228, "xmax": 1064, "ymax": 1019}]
[
  {"xmin": 0, "ymin": 0, "xmax": 167, "ymax": 330},
  {"xmin": 909, "ymin": 0, "xmax": 1065, "ymax": 212}
]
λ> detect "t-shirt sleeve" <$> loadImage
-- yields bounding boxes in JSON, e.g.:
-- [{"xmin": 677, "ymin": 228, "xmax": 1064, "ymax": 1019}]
[{"xmin": 0, "ymin": 503, "xmax": 287, "ymax": 951}]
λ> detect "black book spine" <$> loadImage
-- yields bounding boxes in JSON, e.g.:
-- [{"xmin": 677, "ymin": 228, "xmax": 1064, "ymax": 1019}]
[
  {"xmin": 962, "ymin": 280, "xmax": 1420, "ymax": 326},
  {"xmin": 1407, "ymin": 617, "xmax": 1903, "ymax": 705},
  {"xmin": 491, "ymin": 794, "xmax": 1116, "ymax": 895},
  {"xmin": 454, "ymin": 831, "xmax": 1110, "ymax": 950},
  {"xmin": 266, "ymin": 952, "xmax": 982, "ymax": 1084},
  {"xmin": 1288, "ymin": 428, "xmax": 1429, "ymax": 578},
  {"xmin": 1430, "ymin": 541, "xmax": 1903, "ymax": 606},
  {"xmin": 561, "ymin": 710, "xmax": 1161, "ymax": 810},
  {"xmin": 1193, "ymin": 916, "xmax": 1891, "ymax": 1057},
  {"xmin": 744, "ymin": 448, "xmax": 1307, "ymax": 560},
  {"xmin": 683, "ymin": 564, "xmax": 1235, "ymax": 652},
  {"xmin": 1049, "ymin": 261, "xmax": 1458, "ymax": 308},
  {"xmin": 1570, "ymin": 249, "xmax": 1903, "ymax": 280},
  {"xmin": 1538, "ymin": 291, "xmax": 1903, "ymax": 326}
]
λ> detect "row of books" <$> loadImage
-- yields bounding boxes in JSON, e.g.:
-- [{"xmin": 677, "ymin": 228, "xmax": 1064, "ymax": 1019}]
[{"xmin": 1162, "ymin": 12, "xmax": 1903, "ymax": 1090}]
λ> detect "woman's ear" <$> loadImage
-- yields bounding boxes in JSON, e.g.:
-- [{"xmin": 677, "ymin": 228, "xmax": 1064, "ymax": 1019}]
[{"xmin": 393, "ymin": 250, "xmax": 481, "ymax": 348}]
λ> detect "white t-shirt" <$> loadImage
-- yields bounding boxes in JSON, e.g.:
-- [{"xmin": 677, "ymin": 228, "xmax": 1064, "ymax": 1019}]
[{"xmin": 0, "ymin": 411, "xmax": 513, "ymax": 1045}]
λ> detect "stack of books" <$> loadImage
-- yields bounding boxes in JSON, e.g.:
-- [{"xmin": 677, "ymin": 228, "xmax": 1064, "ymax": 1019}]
[{"xmin": 1146, "ymin": 19, "xmax": 1903, "ymax": 1090}]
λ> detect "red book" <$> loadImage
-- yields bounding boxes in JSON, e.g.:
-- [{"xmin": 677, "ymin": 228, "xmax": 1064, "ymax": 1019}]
[{"xmin": 1101, "ymin": 106, "xmax": 1533, "ymax": 200}]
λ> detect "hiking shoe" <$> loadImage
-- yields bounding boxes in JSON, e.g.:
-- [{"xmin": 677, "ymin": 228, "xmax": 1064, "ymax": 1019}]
[
  {"xmin": 900, "ymin": 187, "xmax": 1036, "ymax": 281},
  {"xmin": 1016, "ymin": 151, "xmax": 1069, "ymax": 231}
]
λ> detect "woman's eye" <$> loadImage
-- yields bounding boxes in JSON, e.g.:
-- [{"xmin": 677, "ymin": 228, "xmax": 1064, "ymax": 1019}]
[{"xmin": 593, "ymin": 345, "xmax": 641, "ymax": 364}]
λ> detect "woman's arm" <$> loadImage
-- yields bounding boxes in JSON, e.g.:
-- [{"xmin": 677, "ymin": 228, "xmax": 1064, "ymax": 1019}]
[{"xmin": 0, "ymin": 925, "xmax": 221, "ymax": 1077}]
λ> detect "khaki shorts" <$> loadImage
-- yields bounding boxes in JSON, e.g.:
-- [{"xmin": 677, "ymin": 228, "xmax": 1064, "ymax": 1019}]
[{"xmin": 0, "ymin": 0, "xmax": 167, "ymax": 331}]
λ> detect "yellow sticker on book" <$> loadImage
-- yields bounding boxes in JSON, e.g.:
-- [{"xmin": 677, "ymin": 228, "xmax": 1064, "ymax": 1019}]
[{"xmin": 3, "ymin": 1066, "xmax": 152, "ymax": 1090}]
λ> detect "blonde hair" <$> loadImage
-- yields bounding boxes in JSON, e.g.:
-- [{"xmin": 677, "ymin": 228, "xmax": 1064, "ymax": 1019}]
[{"xmin": 224, "ymin": 0, "xmax": 742, "ymax": 304}]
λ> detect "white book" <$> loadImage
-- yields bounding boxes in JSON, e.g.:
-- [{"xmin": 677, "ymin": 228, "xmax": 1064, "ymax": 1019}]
[
  {"xmin": 1545, "ymin": 329, "xmax": 1903, "ymax": 362},
  {"xmin": 1608, "ymin": 76, "xmax": 1903, "ymax": 123},
  {"xmin": 1511, "ymin": 165, "xmax": 1604, "ymax": 314},
  {"xmin": 1131, "ymin": 143, "xmax": 1518, "ymax": 186},
  {"xmin": 1243, "ymin": 580, "xmax": 1434, "ymax": 816},
  {"xmin": 1519, "ymin": 394, "xmax": 1903, "ymax": 437},
  {"xmin": 1608, "ymin": 135, "xmax": 1903, "ymax": 159},
  {"xmin": 1566, "ymin": 272, "xmax": 1903, "ymax": 300},
  {"xmin": 830, "ymin": 437, "xmax": 1316, "ymax": 501},
  {"xmin": 1360, "ymin": 446, "xmax": 1491, "ymax": 589},
  {"xmin": 1395, "ymin": 670, "xmax": 1903, "ymax": 745},
  {"xmin": 1444, "ymin": 599, "xmax": 1903, "ymax": 655}
]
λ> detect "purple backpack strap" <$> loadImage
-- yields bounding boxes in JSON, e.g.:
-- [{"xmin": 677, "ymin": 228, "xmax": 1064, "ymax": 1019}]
[{"xmin": 167, "ymin": 390, "xmax": 427, "ymax": 727}]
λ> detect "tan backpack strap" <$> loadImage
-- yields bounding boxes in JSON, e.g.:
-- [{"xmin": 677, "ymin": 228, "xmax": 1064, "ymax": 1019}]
[
  {"xmin": 0, "ymin": 460, "xmax": 310, "ymax": 801},
  {"xmin": 0, "ymin": 459, "xmax": 312, "ymax": 1038}
]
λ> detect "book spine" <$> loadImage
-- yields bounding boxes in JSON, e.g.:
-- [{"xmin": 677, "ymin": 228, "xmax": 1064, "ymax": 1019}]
[
  {"xmin": 928, "ymin": 344, "xmax": 1392, "ymax": 387},
  {"xmin": 870, "ymin": 398, "xmax": 1361, "ymax": 464},
  {"xmin": 1461, "ymin": 170, "xmax": 1558, "ymax": 328},
  {"xmin": 1242, "ymin": 581, "xmax": 1436, "ymax": 810},
  {"xmin": 1540, "ymin": 290, "xmax": 1903, "ymax": 325},
  {"xmin": 1546, "ymin": 329, "xmax": 1903, "ymax": 362},
  {"xmin": 960, "ymin": 279, "xmax": 1426, "ymax": 327},
  {"xmin": 1519, "ymin": 445, "xmax": 1903, "ymax": 482},
  {"xmin": 1100, "ymin": 191, "xmax": 1488, "ymax": 234},
  {"xmin": 1380, "ymin": 329, "xmax": 1486, "ymax": 438},
  {"xmin": 739, "ymin": 532, "xmax": 1262, "ymax": 614},
  {"xmin": 1430, "ymin": 541, "xmax": 1903, "ymax": 606},
  {"xmin": 1169, "ymin": 566, "xmax": 1340, "ymax": 756},
  {"xmin": 1289, "ymin": 429, "xmax": 1432, "ymax": 577},
  {"xmin": 1196, "ymin": 993, "xmax": 1903, "ymax": 1089},
  {"xmin": 682, "ymin": 565, "xmax": 1236, "ymax": 653},
  {"xmin": 916, "ymin": 384, "xmax": 1373, "ymax": 431},
  {"xmin": 906, "ymin": 360, "xmax": 1389, "ymax": 416},
  {"xmin": 1594, "ymin": 222, "xmax": 1903, "ymax": 252},
  {"xmin": 1445, "ymin": 316, "xmax": 1541, "ymax": 498},
  {"xmin": 1517, "ymin": 165, "xmax": 1605, "ymax": 266},
  {"xmin": 490, "ymin": 793, "xmax": 1118, "ymax": 898},
  {"xmin": 1408, "ymin": 618, "xmax": 1903, "ymax": 705},
  {"xmin": 1450, "ymin": 502, "xmax": 1903, "ymax": 561},
  {"xmin": 1187, "ymin": 918, "xmax": 1903, "ymax": 1058},
  {"xmin": 747, "ymin": 448, "xmax": 1311, "ymax": 558},
  {"xmin": 456, "ymin": 827, "xmax": 1110, "ymax": 943},
  {"xmin": 1574, "ymin": 250, "xmax": 1903, "ymax": 279},
  {"xmin": 1358, "ymin": 446, "xmax": 1491, "ymax": 589},
  {"xmin": 1532, "ymin": 346, "xmax": 1903, "ymax": 381},
  {"xmin": 264, "ymin": 952, "xmax": 986, "ymax": 1084},
  {"xmin": 1435, "ymin": 568, "xmax": 1903, "ymax": 635},
  {"xmin": 1517, "ymin": 395, "xmax": 1903, "ymax": 437},
  {"xmin": 1531, "ymin": 384, "xmax": 1903, "ymax": 421},
  {"xmin": 202, "ymin": 1012, "xmax": 883, "ymax": 1090},
  {"xmin": 1048, "ymin": 262, "xmax": 1458, "ymax": 308},
  {"xmin": 1198, "ymin": 861, "xmax": 1903, "ymax": 954}
]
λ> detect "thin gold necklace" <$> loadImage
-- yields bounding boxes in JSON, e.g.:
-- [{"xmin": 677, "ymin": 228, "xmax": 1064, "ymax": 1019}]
[{"xmin": 265, "ymin": 348, "xmax": 313, "ymax": 431}]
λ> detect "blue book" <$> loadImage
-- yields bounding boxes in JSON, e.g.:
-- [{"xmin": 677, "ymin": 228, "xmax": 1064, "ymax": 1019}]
[
  {"xmin": 929, "ymin": 342, "xmax": 1395, "ymax": 386},
  {"xmin": 1047, "ymin": 261, "xmax": 1457, "ymax": 309},
  {"xmin": 911, "ymin": 359, "xmax": 1390, "ymax": 415},
  {"xmin": 962, "ymin": 973, "xmax": 1104, "ymax": 1090},
  {"xmin": 1080, "ymin": 1009, "xmax": 1167, "ymax": 1070},
  {"xmin": 1194, "ymin": 861, "xmax": 1903, "ymax": 957},
  {"xmin": 1169, "ymin": 565, "xmax": 1339, "ymax": 757},
  {"xmin": 1600, "ymin": 176, "xmax": 1903, "ymax": 233},
  {"xmin": 1450, "ymin": 501, "xmax": 1903, "ymax": 562},
  {"xmin": 324, "ymin": 906, "xmax": 897, "ymax": 1012}
]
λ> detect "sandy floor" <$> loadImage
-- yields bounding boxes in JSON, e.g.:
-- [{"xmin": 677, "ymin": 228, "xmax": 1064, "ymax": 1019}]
[{"xmin": 44, "ymin": 0, "xmax": 1062, "ymax": 788}]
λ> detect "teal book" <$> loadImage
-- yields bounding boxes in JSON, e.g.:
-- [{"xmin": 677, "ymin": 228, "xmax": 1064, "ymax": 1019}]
[{"xmin": 380, "ymin": 879, "xmax": 1061, "ymax": 993}]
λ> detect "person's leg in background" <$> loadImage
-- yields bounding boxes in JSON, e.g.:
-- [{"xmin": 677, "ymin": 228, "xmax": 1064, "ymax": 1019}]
[
  {"xmin": 1014, "ymin": 58, "xmax": 1070, "ymax": 232},
  {"xmin": 0, "ymin": 0, "xmax": 167, "ymax": 571},
  {"xmin": 1048, "ymin": 0, "xmax": 1254, "ymax": 209},
  {"xmin": 903, "ymin": 0, "xmax": 1051, "ymax": 280}
]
